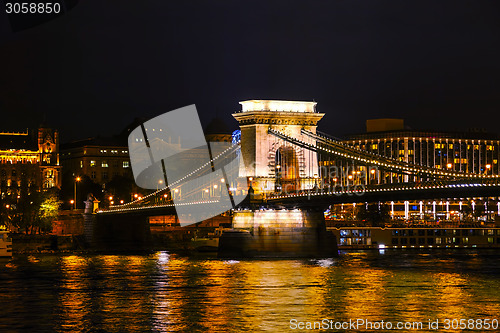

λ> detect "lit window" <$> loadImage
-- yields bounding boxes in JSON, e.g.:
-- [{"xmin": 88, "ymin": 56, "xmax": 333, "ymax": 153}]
[
  {"xmin": 90, "ymin": 160, "xmax": 96, "ymax": 167},
  {"xmin": 102, "ymin": 161, "xmax": 108, "ymax": 168},
  {"xmin": 80, "ymin": 161, "xmax": 83, "ymax": 168},
  {"xmin": 123, "ymin": 161, "xmax": 130, "ymax": 168}
]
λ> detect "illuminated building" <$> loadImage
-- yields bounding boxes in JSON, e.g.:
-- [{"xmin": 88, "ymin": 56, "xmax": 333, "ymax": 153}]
[
  {"xmin": 328, "ymin": 119, "xmax": 500, "ymax": 223},
  {"xmin": 0, "ymin": 127, "xmax": 61, "ymax": 196},
  {"xmin": 60, "ymin": 137, "xmax": 132, "ymax": 186},
  {"xmin": 345, "ymin": 118, "xmax": 500, "ymax": 179}
]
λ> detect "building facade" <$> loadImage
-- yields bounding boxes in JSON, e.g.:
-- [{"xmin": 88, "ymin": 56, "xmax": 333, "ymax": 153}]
[
  {"xmin": 345, "ymin": 119, "xmax": 500, "ymax": 179},
  {"xmin": 328, "ymin": 119, "xmax": 500, "ymax": 223},
  {"xmin": 60, "ymin": 137, "xmax": 132, "ymax": 186},
  {"xmin": 0, "ymin": 127, "xmax": 61, "ymax": 197}
]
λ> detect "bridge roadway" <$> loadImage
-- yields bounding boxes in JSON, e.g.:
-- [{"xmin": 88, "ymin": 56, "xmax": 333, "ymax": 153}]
[
  {"xmin": 98, "ymin": 180, "xmax": 500, "ymax": 216},
  {"xmin": 266, "ymin": 180, "xmax": 500, "ymax": 210}
]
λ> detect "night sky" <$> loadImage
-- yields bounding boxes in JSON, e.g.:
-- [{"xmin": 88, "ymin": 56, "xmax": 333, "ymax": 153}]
[{"xmin": 1, "ymin": 0, "xmax": 499, "ymax": 142}]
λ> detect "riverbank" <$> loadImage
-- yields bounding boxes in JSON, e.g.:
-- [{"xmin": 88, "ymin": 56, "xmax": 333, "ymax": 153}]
[{"xmin": 9, "ymin": 229, "xmax": 219, "ymax": 255}]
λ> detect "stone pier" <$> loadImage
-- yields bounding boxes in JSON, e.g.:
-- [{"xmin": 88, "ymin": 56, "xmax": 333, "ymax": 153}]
[{"xmin": 218, "ymin": 208, "xmax": 337, "ymax": 258}]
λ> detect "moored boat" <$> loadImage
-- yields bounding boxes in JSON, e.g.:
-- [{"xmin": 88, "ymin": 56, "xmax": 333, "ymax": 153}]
[{"xmin": 329, "ymin": 226, "xmax": 500, "ymax": 249}]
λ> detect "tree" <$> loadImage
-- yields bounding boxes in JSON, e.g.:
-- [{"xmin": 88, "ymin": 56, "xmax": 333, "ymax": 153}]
[
  {"xmin": 33, "ymin": 189, "xmax": 59, "ymax": 233},
  {"xmin": 3, "ymin": 188, "xmax": 60, "ymax": 234}
]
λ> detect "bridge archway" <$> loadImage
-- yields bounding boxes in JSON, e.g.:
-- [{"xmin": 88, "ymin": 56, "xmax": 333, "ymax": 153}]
[{"xmin": 275, "ymin": 146, "xmax": 299, "ymax": 192}]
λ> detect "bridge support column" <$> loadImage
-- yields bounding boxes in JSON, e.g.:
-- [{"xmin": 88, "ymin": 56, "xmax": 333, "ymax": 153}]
[
  {"xmin": 219, "ymin": 208, "xmax": 337, "ymax": 258},
  {"xmin": 83, "ymin": 213, "xmax": 96, "ymax": 247}
]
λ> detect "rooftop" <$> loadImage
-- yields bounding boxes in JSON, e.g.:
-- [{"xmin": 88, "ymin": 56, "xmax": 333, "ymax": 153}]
[{"xmin": 239, "ymin": 100, "xmax": 317, "ymax": 113}]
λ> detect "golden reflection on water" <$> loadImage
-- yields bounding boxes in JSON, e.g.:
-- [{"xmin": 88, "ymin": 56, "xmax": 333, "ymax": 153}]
[
  {"xmin": 59, "ymin": 255, "xmax": 91, "ymax": 331},
  {"xmin": 49, "ymin": 252, "xmax": 500, "ymax": 332}
]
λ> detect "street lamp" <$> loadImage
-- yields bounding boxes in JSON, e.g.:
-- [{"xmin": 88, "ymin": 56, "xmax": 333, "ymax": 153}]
[{"xmin": 74, "ymin": 176, "xmax": 81, "ymax": 209}]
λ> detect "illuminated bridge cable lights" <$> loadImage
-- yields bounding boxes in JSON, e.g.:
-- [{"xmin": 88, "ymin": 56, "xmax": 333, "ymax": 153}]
[{"xmin": 100, "ymin": 141, "xmax": 241, "ymax": 213}]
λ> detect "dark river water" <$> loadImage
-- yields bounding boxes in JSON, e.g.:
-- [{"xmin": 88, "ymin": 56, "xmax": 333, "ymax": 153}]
[{"xmin": 1, "ymin": 250, "xmax": 500, "ymax": 332}]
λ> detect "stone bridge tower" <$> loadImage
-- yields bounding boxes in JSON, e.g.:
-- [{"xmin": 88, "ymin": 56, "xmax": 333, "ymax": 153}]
[{"xmin": 232, "ymin": 100, "xmax": 324, "ymax": 194}]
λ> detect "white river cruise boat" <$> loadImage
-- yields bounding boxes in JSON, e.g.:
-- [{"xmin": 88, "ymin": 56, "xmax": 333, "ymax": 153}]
[{"xmin": 329, "ymin": 227, "xmax": 500, "ymax": 249}]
